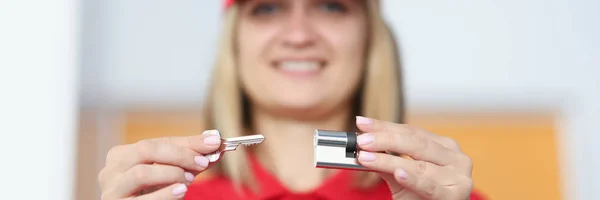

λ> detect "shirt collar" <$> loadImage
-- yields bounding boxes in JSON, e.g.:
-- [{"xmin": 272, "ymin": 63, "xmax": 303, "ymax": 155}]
[
  {"xmin": 247, "ymin": 153, "xmax": 375, "ymax": 200},
  {"xmin": 247, "ymin": 154, "xmax": 287, "ymax": 199}
]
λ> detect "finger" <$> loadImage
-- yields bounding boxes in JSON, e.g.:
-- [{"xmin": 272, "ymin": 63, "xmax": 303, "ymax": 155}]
[
  {"xmin": 103, "ymin": 130, "xmax": 220, "ymax": 181},
  {"xmin": 104, "ymin": 164, "xmax": 194, "ymax": 199},
  {"xmin": 357, "ymin": 132, "xmax": 459, "ymax": 166},
  {"xmin": 393, "ymin": 168, "xmax": 454, "ymax": 200},
  {"xmin": 378, "ymin": 173, "xmax": 422, "ymax": 200},
  {"xmin": 130, "ymin": 183, "xmax": 188, "ymax": 200},
  {"xmin": 116, "ymin": 140, "xmax": 212, "ymax": 173},
  {"xmin": 358, "ymin": 151, "xmax": 459, "ymax": 185},
  {"xmin": 150, "ymin": 130, "xmax": 222, "ymax": 154},
  {"xmin": 355, "ymin": 116, "xmax": 444, "ymax": 144},
  {"xmin": 358, "ymin": 151, "xmax": 429, "ymax": 175}
]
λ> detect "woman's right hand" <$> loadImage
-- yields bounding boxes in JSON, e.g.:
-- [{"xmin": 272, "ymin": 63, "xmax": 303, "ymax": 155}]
[{"xmin": 98, "ymin": 130, "xmax": 222, "ymax": 200}]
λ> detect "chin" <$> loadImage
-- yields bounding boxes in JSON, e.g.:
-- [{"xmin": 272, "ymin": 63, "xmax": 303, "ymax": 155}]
[
  {"xmin": 271, "ymin": 98, "xmax": 341, "ymax": 119},
  {"xmin": 275, "ymin": 98, "xmax": 323, "ymax": 111}
]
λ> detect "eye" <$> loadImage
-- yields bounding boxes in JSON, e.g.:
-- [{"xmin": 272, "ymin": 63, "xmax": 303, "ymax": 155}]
[
  {"xmin": 318, "ymin": 1, "xmax": 347, "ymax": 13},
  {"xmin": 251, "ymin": 3, "xmax": 281, "ymax": 15}
]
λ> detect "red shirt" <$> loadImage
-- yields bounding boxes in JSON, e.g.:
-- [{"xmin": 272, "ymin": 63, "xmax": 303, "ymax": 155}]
[{"xmin": 186, "ymin": 156, "xmax": 486, "ymax": 200}]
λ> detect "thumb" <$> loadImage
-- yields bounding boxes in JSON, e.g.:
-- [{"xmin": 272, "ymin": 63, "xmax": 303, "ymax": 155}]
[{"xmin": 379, "ymin": 172, "xmax": 421, "ymax": 200}]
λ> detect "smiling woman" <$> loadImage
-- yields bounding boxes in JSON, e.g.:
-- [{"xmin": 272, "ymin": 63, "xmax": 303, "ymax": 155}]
[
  {"xmin": 97, "ymin": 0, "xmax": 485, "ymax": 199},
  {"xmin": 236, "ymin": 0, "xmax": 369, "ymax": 120}
]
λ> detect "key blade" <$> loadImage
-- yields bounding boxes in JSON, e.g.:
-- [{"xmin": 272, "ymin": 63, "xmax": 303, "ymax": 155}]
[
  {"xmin": 223, "ymin": 134, "xmax": 265, "ymax": 150},
  {"xmin": 205, "ymin": 133, "xmax": 266, "ymax": 162},
  {"xmin": 224, "ymin": 134, "xmax": 265, "ymax": 144}
]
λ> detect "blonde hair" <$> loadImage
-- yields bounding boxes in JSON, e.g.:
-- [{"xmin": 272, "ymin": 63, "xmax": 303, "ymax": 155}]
[{"xmin": 201, "ymin": 0, "xmax": 404, "ymax": 192}]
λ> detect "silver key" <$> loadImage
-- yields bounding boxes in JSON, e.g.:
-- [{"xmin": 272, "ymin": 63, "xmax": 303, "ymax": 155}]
[{"xmin": 204, "ymin": 130, "xmax": 265, "ymax": 162}]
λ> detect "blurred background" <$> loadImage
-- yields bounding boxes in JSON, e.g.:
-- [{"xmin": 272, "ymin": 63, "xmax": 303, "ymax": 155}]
[{"xmin": 1, "ymin": 0, "xmax": 599, "ymax": 199}]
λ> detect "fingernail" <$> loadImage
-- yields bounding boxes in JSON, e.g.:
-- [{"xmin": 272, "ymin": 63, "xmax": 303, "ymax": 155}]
[
  {"xmin": 184, "ymin": 172, "xmax": 195, "ymax": 182},
  {"xmin": 195, "ymin": 156, "xmax": 209, "ymax": 167},
  {"xmin": 202, "ymin": 129, "xmax": 219, "ymax": 135},
  {"xmin": 356, "ymin": 116, "xmax": 373, "ymax": 125},
  {"xmin": 172, "ymin": 183, "xmax": 188, "ymax": 196},
  {"xmin": 396, "ymin": 169, "xmax": 409, "ymax": 181},
  {"xmin": 358, "ymin": 151, "xmax": 376, "ymax": 162},
  {"xmin": 204, "ymin": 135, "xmax": 221, "ymax": 146},
  {"xmin": 357, "ymin": 134, "xmax": 374, "ymax": 145}
]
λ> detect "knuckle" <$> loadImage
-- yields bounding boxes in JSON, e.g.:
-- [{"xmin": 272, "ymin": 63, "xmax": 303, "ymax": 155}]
[
  {"xmin": 369, "ymin": 153, "xmax": 392, "ymax": 171},
  {"xmin": 97, "ymin": 168, "xmax": 107, "ymax": 187},
  {"xmin": 172, "ymin": 146, "xmax": 188, "ymax": 164},
  {"xmin": 417, "ymin": 135, "xmax": 430, "ymax": 151},
  {"xmin": 175, "ymin": 171, "xmax": 187, "ymax": 183},
  {"xmin": 170, "ymin": 167, "xmax": 185, "ymax": 180},
  {"xmin": 409, "ymin": 134, "xmax": 429, "ymax": 158},
  {"xmin": 401, "ymin": 124, "xmax": 418, "ymax": 135},
  {"xmin": 455, "ymin": 154, "xmax": 473, "ymax": 173},
  {"xmin": 185, "ymin": 136, "xmax": 196, "ymax": 149},
  {"xmin": 422, "ymin": 182, "xmax": 437, "ymax": 198},
  {"xmin": 415, "ymin": 161, "xmax": 428, "ymax": 176},
  {"xmin": 379, "ymin": 132, "xmax": 395, "ymax": 149},
  {"xmin": 465, "ymin": 178, "xmax": 474, "ymax": 191},
  {"xmin": 134, "ymin": 140, "xmax": 155, "ymax": 160},
  {"xmin": 374, "ymin": 153, "xmax": 389, "ymax": 167},
  {"xmin": 446, "ymin": 177, "xmax": 473, "ymax": 200},
  {"xmin": 130, "ymin": 164, "xmax": 151, "ymax": 181},
  {"xmin": 462, "ymin": 154, "xmax": 473, "ymax": 166},
  {"xmin": 158, "ymin": 166, "xmax": 185, "ymax": 183},
  {"xmin": 164, "ymin": 136, "xmax": 183, "ymax": 148},
  {"xmin": 106, "ymin": 145, "xmax": 125, "ymax": 163},
  {"xmin": 442, "ymin": 137, "xmax": 460, "ymax": 150}
]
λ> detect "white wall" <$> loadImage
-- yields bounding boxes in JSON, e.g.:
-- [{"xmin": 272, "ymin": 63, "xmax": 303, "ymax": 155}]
[
  {"xmin": 81, "ymin": 0, "xmax": 222, "ymax": 108},
  {"xmin": 380, "ymin": 1, "xmax": 599, "ymax": 199},
  {"xmin": 81, "ymin": 0, "xmax": 599, "ymax": 199},
  {"xmin": 0, "ymin": 0, "xmax": 80, "ymax": 199},
  {"xmin": 382, "ymin": 0, "xmax": 598, "ymax": 109}
]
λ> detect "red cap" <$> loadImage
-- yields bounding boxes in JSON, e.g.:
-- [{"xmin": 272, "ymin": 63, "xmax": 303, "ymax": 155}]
[
  {"xmin": 224, "ymin": 0, "xmax": 381, "ymax": 10},
  {"xmin": 224, "ymin": 0, "xmax": 235, "ymax": 9}
]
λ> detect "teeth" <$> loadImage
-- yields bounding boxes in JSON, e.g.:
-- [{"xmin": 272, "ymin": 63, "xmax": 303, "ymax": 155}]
[{"xmin": 279, "ymin": 61, "xmax": 319, "ymax": 72}]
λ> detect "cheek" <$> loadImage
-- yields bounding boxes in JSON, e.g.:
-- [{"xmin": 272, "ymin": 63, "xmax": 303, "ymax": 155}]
[
  {"xmin": 237, "ymin": 24, "xmax": 268, "ymax": 67},
  {"xmin": 236, "ymin": 22, "xmax": 281, "ymax": 104},
  {"xmin": 236, "ymin": 24, "xmax": 272, "ymax": 84},
  {"xmin": 319, "ymin": 21, "xmax": 368, "ymax": 83},
  {"xmin": 314, "ymin": 21, "xmax": 368, "ymax": 106}
]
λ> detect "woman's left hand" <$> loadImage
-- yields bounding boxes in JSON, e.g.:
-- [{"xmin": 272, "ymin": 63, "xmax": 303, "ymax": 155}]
[{"xmin": 355, "ymin": 116, "xmax": 474, "ymax": 200}]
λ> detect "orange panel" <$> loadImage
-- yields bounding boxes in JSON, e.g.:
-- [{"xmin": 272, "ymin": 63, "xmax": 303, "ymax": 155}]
[
  {"xmin": 123, "ymin": 110, "xmax": 206, "ymax": 144},
  {"xmin": 408, "ymin": 112, "xmax": 562, "ymax": 200},
  {"xmin": 123, "ymin": 110, "xmax": 563, "ymax": 200}
]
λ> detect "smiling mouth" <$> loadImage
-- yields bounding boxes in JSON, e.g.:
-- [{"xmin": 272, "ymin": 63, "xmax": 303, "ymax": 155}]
[{"xmin": 273, "ymin": 60, "xmax": 326, "ymax": 76}]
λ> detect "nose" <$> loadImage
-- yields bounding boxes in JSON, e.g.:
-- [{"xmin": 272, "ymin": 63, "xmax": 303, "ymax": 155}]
[{"xmin": 281, "ymin": 9, "xmax": 317, "ymax": 48}]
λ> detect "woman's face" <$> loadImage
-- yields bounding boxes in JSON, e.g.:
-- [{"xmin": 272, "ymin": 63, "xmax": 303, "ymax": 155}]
[{"xmin": 236, "ymin": 0, "xmax": 368, "ymax": 117}]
